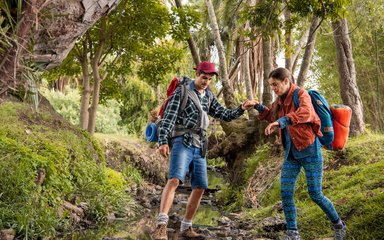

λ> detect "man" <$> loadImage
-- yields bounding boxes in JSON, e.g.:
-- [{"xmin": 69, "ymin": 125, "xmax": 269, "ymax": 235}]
[{"xmin": 152, "ymin": 61, "xmax": 255, "ymax": 240}]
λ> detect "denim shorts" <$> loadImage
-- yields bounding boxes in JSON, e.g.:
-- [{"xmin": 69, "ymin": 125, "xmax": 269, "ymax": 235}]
[{"xmin": 169, "ymin": 136, "xmax": 208, "ymax": 189}]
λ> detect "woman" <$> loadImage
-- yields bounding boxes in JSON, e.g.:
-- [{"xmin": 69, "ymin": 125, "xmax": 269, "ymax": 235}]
[{"xmin": 254, "ymin": 67, "xmax": 346, "ymax": 240}]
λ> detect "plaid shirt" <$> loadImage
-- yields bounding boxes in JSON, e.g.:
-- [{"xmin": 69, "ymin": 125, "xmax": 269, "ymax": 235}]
[{"xmin": 158, "ymin": 81, "xmax": 244, "ymax": 147}]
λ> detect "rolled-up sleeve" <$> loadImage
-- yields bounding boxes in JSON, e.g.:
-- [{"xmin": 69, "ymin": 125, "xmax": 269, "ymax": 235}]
[{"xmin": 277, "ymin": 116, "xmax": 290, "ymax": 129}]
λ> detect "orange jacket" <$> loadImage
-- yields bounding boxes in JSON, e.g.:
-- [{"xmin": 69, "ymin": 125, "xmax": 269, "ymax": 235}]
[{"xmin": 259, "ymin": 83, "xmax": 322, "ymax": 151}]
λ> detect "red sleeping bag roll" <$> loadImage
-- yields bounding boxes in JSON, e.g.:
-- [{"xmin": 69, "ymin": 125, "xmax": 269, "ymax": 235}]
[{"xmin": 330, "ymin": 104, "xmax": 352, "ymax": 150}]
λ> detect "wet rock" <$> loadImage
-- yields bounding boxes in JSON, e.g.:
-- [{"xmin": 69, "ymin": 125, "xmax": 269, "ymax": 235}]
[
  {"xmin": 216, "ymin": 227, "xmax": 231, "ymax": 238},
  {"xmin": 58, "ymin": 201, "xmax": 84, "ymax": 224},
  {"xmin": 172, "ymin": 198, "xmax": 180, "ymax": 204},
  {"xmin": 142, "ymin": 201, "xmax": 151, "ymax": 209},
  {"xmin": 34, "ymin": 168, "xmax": 46, "ymax": 185},
  {"xmin": 78, "ymin": 202, "xmax": 89, "ymax": 211},
  {"xmin": 218, "ymin": 216, "xmax": 231, "ymax": 226},
  {"xmin": 260, "ymin": 216, "xmax": 285, "ymax": 232},
  {"xmin": 236, "ymin": 220, "xmax": 253, "ymax": 230},
  {"xmin": 227, "ymin": 213, "xmax": 241, "ymax": 219},
  {"xmin": 136, "ymin": 186, "xmax": 144, "ymax": 196},
  {"xmin": 150, "ymin": 197, "xmax": 160, "ymax": 207}
]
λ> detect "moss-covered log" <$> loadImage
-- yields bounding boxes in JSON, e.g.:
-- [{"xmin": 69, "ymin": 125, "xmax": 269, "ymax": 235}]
[{"xmin": 208, "ymin": 116, "xmax": 271, "ymax": 187}]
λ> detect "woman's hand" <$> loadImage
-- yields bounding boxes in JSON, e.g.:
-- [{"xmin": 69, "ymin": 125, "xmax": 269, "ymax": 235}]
[{"xmin": 265, "ymin": 121, "xmax": 279, "ymax": 135}]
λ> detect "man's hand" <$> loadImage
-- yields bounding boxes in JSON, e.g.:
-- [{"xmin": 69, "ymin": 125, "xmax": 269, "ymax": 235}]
[
  {"xmin": 159, "ymin": 144, "xmax": 170, "ymax": 157},
  {"xmin": 241, "ymin": 99, "xmax": 259, "ymax": 110},
  {"xmin": 265, "ymin": 121, "xmax": 279, "ymax": 135}
]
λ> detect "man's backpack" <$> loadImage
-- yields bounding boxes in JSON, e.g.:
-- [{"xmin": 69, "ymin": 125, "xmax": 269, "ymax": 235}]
[
  {"xmin": 293, "ymin": 88, "xmax": 352, "ymax": 150},
  {"xmin": 145, "ymin": 77, "xmax": 212, "ymax": 142}
]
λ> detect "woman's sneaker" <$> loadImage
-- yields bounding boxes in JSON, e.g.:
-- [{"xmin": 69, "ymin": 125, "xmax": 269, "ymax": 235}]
[
  {"xmin": 333, "ymin": 221, "xmax": 346, "ymax": 240},
  {"xmin": 284, "ymin": 230, "xmax": 301, "ymax": 240}
]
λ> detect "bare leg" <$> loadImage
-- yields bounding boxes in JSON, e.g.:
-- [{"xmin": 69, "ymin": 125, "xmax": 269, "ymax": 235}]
[
  {"xmin": 159, "ymin": 178, "xmax": 180, "ymax": 214},
  {"xmin": 184, "ymin": 188, "xmax": 204, "ymax": 220}
]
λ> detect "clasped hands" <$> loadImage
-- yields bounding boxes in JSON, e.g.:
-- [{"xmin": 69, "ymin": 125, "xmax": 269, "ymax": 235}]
[
  {"xmin": 158, "ymin": 99, "xmax": 279, "ymax": 158},
  {"xmin": 241, "ymin": 99, "xmax": 279, "ymax": 136}
]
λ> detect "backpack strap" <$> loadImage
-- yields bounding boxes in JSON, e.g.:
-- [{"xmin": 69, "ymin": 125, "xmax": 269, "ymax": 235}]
[
  {"xmin": 178, "ymin": 77, "xmax": 212, "ymax": 120},
  {"xmin": 206, "ymin": 90, "xmax": 213, "ymax": 111},
  {"xmin": 293, "ymin": 87, "xmax": 300, "ymax": 108},
  {"xmin": 179, "ymin": 84, "xmax": 188, "ymax": 115},
  {"xmin": 172, "ymin": 80, "xmax": 210, "ymax": 138}
]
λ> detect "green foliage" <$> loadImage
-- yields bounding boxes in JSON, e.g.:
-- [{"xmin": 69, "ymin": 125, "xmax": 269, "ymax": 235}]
[
  {"xmin": 41, "ymin": 52, "xmax": 81, "ymax": 83},
  {"xmin": 346, "ymin": 0, "xmax": 384, "ymax": 132},
  {"xmin": 244, "ymin": 1, "xmax": 282, "ymax": 36},
  {"xmin": 41, "ymin": 88, "xmax": 127, "ymax": 134},
  {"xmin": 243, "ymin": 0, "xmax": 348, "ymax": 37},
  {"xmin": 193, "ymin": 205, "xmax": 219, "ymax": 227},
  {"xmin": 287, "ymin": 0, "xmax": 347, "ymax": 18},
  {"xmin": 215, "ymin": 185, "xmax": 245, "ymax": 212},
  {"xmin": 215, "ymin": 144, "xmax": 275, "ymax": 212},
  {"xmin": 169, "ymin": 6, "xmax": 200, "ymax": 41},
  {"xmin": 121, "ymin": 164, "xmax": 144, "ymax": 186},
  {"xmin": 119, "ymin": 76, "xmax": 158, "ymax": 135},
  {"xmin": 0, "ymin": 102, "xmax": 136, "ymax": 238},
  {"xmin": 244, "ymin": 143, "xmax": 273, "ymax": 182},
  {"xmin": 314, "ymin": 0, "xmax": 384, "ymax": 132},
  {"xmin": 0, "ymin": 0, "xmax": 20, "ymax": 52},
  {"xmin": 137, "ymin": 41, "xmax": 185, "ymax": 86},
  {"xmin": 207, "ymin": 157, "xmax": 226, "ymax": 167},
  {"xmin": 310, "ymin": 24, "xmax": 342, "ymax": 103}
]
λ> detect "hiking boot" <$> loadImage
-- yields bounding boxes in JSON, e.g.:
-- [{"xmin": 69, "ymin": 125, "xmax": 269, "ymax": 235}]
[
  {"xmin": 152, "ymin": 224, "xmax": 167, "ymax": 240},
  {"xmin": 333, "ymin": 221, "xmax": 346, "ymax": 240},
  {"xmin": 284, "ymin": 230, "xmax": 301, "ymax": 240},
  {"xmin": 180, "ymin": 226, "xmax": 205, "ymax": 239}
]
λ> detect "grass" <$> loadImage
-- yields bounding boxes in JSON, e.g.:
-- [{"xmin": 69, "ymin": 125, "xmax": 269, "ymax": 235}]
[{"xmin": 0, "ymin": 102, "xmax": 137, "ymax": 239}]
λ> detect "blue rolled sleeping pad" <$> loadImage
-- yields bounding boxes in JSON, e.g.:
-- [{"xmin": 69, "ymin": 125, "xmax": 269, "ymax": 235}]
[{"xmin": 145, "ymin": 122, "xmax": 158, "ymax": 142}]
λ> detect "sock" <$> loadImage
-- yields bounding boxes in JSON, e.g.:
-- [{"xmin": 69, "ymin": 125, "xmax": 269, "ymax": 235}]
[
  {"xmin": 156, "ymin": 212, "xmax": 169, "ymax": 226},
  {"xmin": 287, "ymin": 229, "xmax": 299, "ymax": 235},
  {"xmin": 332, "ymin": 218, "xmax": 342, "ymax": 225},
  {"xmin": 180, "ymin": 218, "xmax": 192, "ymax": 232}
]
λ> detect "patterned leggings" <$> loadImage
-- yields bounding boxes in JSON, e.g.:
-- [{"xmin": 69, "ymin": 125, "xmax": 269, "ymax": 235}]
[{"xmin": 281, "ymin": 154, "xmax": 340, "ymax": 230}]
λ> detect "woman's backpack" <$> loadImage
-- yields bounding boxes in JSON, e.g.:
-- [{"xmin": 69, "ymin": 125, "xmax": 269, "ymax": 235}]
[{"xmin": 293, "ymin": 88, "xmax": 352, "ymax": 150}]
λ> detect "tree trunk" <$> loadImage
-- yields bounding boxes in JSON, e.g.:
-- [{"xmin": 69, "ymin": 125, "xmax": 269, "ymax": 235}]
[
  {"xmin": 34, "ymin": 0, "xmax": 121, "ymax": 70},
  {"xmin": 0, "ymin": 0, "xmax": 43, "ymax": 97},
  {"xmin": 291, "ymin": 28, "xmax": 310, "ymax": 74},
  {"xmin": 174, "ymin": 0, "xmax": 200, "ymax": 66},
  {"xmin": 87, "ymin": 17, "xmax": 106, "ymax": 134},
  {"xmin": 0, "ymin": 0, "xmax": 121, "ymax": 98},
  {"xmin": 262, "ymin": 35, "xmax": 273, "ymax": 105},
  {"xmin": 297, "ymin": 16, "xmax": 320, "ymax": 87},
  {"xmin": 87, "ymin": 71, "xmax": 101, "ymax": 134},
  {"xmin": 205, "ymin": 0, "xmax": 236, "ymax": 108},
  {"xmin": 332, "ymin": 18, "xmax": 365, "ymax": 136},
  {"xmin": 243, "ymin": 45, "xmax": 254, "ymax": 101},
  {"xmin": 284, "ymin": 7, "xmax": 293, "ymax": 71},
  {"xmin": 253, "ymin": 38, "xmax": 263, "ymax": 101},
  {"xmin": 241, "ymin": 26, "xmax": 257, "ymax": 118},
  {"xmin": 79, "ymin": 53, "xmax": 91, "ymax": 130}
]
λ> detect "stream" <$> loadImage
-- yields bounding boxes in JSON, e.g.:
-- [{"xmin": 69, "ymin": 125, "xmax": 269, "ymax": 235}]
[{"xmin": 63, "ymin": 169, "xmax": 274, "ymax": 240}]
